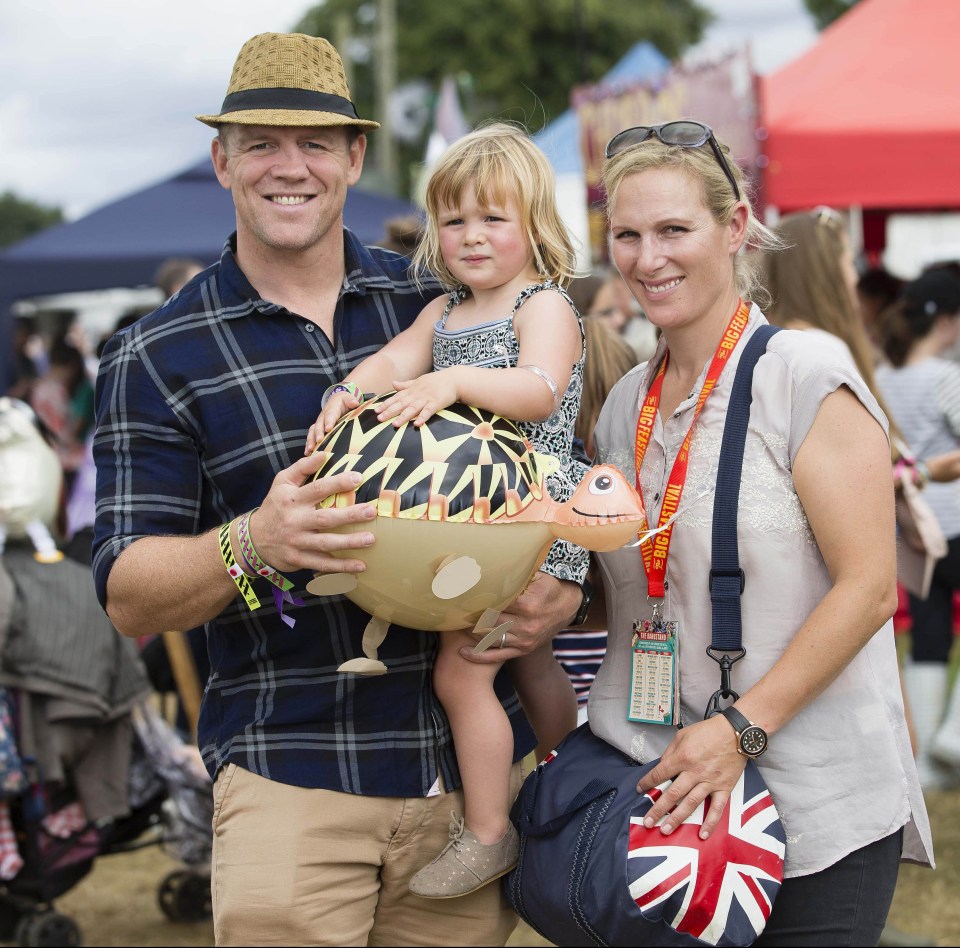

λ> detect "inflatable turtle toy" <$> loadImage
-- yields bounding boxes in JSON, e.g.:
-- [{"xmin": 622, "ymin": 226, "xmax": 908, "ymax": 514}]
[{"xmin": 305, "ymin": 397, "xmax": 645, "ymax": 675}]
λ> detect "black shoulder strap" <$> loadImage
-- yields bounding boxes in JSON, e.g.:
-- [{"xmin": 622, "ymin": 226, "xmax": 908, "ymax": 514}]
[{"xmin": 709, "ymin": 324, "xmax": 781, "ymax": 653}]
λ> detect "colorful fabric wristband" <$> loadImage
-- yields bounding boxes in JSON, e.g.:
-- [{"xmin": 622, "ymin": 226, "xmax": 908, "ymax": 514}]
[
  {"xmin": 320, "ymin": 381, "xmax": 364, "ymax": 409},
  {"xmin": 236, "ymin": 509, "xmax": 294, "ymax": 592},
  {"xmin": 218, "ymin": 520, "xmax": 261, "ymax": 611}
]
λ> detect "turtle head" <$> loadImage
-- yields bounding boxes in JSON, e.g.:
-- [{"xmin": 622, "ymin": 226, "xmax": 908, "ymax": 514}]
[{"xmin": 551, "ymin": 465, "xmax": 645, "ymax": 553}]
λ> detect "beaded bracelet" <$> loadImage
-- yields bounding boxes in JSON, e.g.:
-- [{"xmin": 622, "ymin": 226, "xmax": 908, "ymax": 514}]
[
  {"xmin": 320, "ymin": 380, "xmax": 364, "ymax": 409},
  {"xmin": 218, "ymin": 520, "xmax": 261, "ymax": 611},
  {"xmin": 236, "ymin": 509, "xmax": 294, "ymax": 593}
]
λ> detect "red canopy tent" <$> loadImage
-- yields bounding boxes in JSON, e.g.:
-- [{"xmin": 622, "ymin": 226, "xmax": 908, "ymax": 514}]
[{"xmin": 760, "ymin": 0, "xmax": 960, "ymax": 213}]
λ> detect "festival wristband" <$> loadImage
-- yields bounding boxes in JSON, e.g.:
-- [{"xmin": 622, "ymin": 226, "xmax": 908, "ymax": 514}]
[
  {"xmin": 236, "ymin": 509, "xmax": 294, "ymax": 592},
  {"xmin": 218, "ymin": 520, "xmax": 261, "ymax": 611},
  {"xmin": 320, "ymin": 381, "xmax": 364, "ymax": 409}
]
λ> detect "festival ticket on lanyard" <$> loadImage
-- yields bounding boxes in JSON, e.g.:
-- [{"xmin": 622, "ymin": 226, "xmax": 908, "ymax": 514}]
[
  {"xmin": 628, "ymin": 617, "xmax": 680, "ymax": 725},
  {"xmin": 628, "ymin": 301, "xmax": 751, "ymax": 725}
]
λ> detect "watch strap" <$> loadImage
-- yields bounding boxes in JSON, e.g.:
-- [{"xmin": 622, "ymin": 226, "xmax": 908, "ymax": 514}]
[
  {"xmin": 569, "ymin": 577, "xmax": 594, "ymax": 627},
  {"xmin": 719, "ymin": 705, "xmax": 753, "ymax": 738}
]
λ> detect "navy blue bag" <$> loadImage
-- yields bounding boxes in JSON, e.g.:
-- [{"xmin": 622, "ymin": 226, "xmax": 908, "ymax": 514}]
[
  {"xmin": 504, "ymin": 326, "xmax": 786, "ymax": 947},
  {"xmin": 506, "ymin": 723, "xmax": 784, "ymax": 947}
]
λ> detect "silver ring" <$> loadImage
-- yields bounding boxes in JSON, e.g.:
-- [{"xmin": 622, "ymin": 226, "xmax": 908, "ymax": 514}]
[{"xmin": 498, "ymin": 631, "xmax": 507, "ymax": 649}]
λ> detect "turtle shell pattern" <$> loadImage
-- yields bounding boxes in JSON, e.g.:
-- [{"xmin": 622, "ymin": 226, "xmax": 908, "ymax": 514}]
[{"xmin": 314, "ymin": 396, "xmax": 558, "ymax": 523}]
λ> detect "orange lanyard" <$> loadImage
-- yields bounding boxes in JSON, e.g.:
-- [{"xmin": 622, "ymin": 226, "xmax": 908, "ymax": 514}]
[{"xmin": 634, "ymin": 300, "xmax": 751, "ymax": 599}]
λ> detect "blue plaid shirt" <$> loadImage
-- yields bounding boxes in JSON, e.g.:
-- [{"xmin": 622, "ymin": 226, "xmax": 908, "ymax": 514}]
[{"xmin": 93, "ymin": 232, "xmax": 536, "ymax": 795}]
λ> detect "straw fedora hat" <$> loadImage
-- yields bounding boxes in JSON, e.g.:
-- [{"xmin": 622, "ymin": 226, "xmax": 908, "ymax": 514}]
[{"xmin": 196, "ymin": 32, "xmax": 379, "ymax": 131}]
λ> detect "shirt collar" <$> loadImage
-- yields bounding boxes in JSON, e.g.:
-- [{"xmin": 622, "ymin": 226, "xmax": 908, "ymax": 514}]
[{"xmin": 216, "ymin": 228, "xmax": 399, "ymax": 319}]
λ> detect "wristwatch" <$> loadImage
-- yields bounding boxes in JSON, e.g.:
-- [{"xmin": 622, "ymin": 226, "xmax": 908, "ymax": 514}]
[
  {"xmin": 719, "ymin": 706, "xmax": 769, "ymax": 759},
  {"xmin": 569, "ymin": 577, "xmax": 595, "ymax": 628}
]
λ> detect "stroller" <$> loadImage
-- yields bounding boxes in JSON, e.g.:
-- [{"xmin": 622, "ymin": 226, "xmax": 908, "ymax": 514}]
[
  {"xmin": 0, "ymin": 696, "xmax": 213, "ymax": 947},
  {"xmin": 0, "ymin": 545, "xmax": 214, "ymax": 947}
]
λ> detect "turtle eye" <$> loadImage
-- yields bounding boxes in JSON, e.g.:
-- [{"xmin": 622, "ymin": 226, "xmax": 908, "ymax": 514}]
[{"xmin": 588, "ymin": 472, "xmax": 616, "ymax": 495}]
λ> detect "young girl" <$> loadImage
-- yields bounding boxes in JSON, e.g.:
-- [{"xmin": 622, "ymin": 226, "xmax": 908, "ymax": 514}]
[{"xmin": 305, "ymin": 123, "xmax": 586, "ymax": 898}]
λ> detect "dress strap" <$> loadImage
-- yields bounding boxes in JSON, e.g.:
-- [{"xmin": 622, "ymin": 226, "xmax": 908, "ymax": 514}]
[
  {"xmin": 510, "ymin": 281, "xmax": 584, "ymax": 347},
  {"xmin": 438, "ymin": 287, "xmax": 468, "ymax": 328}
]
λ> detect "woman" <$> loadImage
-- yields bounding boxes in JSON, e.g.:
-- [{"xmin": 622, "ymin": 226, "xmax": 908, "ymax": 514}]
[
  {"xmin": 876, "ymin": 268, "xmax": 960, "ymax": 789},
  {"xmin": 587, "ymin": 122, "xmax": 932, "ymax": 946},
  {"xmin": 761, "ymin": 209, "xmax": 895, "ymax": 415}
]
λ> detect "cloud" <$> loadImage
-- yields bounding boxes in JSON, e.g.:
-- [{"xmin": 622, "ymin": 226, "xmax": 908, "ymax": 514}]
[{"xmin": 0, "ymin": 0, "xmax": 818, "ymax": 219}]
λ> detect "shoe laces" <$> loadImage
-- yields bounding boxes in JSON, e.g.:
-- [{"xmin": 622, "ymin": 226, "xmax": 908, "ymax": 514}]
[{"xmin": 442, "ymin": 811, "xmax": 466, "ymax": 854}]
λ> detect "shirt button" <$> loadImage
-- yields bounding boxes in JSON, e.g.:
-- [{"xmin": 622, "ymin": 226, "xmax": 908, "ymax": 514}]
[
  {"xmin": 305, "ymin": 324, "xmax": 315, "ymax": 332},
  {"xmin": 654, "ymin": 492, "xmax": 660, "ymax": 501}
]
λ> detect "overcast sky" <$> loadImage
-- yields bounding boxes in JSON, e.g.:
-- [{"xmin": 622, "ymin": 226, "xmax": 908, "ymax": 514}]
[{"xmin": 0, "ymin": 0, "xmax": 817, "ymax": 220}]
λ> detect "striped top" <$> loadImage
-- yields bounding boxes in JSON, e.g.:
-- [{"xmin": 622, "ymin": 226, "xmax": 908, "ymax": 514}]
[
  {"xmin": 552, "ymin": 628, "xmax": 607, "ymax": 706},
  {"xmin": 876, "ymin": 356, "xmax": 960, "ymax": 539},
  {"xmin": 92, "ymin": 233, "xmax": 536, "ymax": 796}
]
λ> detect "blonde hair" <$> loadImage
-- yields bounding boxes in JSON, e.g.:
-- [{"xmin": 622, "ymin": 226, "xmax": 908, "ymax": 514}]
[
  {"xmin": 414, "ymin": 122, "xmax": 577, "ymax": 289},
  {"xmin": 601, "ymin": 133, "xmax": 781, "ymax": 306},
  {"xmin": 761, "ymin": 210, "xmax": 902, "ymax": 446},
  {"xmin": 576, "ymin": 316, "xmax": 640, "ymax": 459}
]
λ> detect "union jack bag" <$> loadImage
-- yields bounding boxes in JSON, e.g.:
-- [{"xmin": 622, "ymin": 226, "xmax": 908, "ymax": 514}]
[{"xmin": 504, "ymin": 723, "xmax": 785, "ymax": 947}]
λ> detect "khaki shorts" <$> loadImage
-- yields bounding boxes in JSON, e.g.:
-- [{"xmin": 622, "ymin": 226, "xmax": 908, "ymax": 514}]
[{"xmin": 210, "ymin": 762, "xmax": 526, "ymax": 947}]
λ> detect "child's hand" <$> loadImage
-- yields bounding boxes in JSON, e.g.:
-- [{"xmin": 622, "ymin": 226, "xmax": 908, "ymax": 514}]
[
  {"xmin": 304, "ymin": 392, "xmax": 360, "ymax": 455},
  {"xmin": 375, "ymin": 373, "xmax": 459, "ymax": 427}
]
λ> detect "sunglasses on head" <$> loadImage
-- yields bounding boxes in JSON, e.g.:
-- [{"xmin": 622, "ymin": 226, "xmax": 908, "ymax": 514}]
[
  {"xmin": 604, "ymin": 121, "xmax": 741, "ymax": 202},
  {"xmin": 812, "ymin": 205, "xmax": 844, "ymax": 228}
]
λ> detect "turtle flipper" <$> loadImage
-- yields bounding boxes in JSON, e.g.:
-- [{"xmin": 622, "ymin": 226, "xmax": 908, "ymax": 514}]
[
  {"xmin": 338, "ymin": 616, "xmax": 389, "ymax": 676},
  {"xmin": 471, "ymin": 613, "xmax": 516, "ymax": 653},
  {"xmin": 307, "ymin": 573, "xmax": 359, "ymax": 596},
  {"xmin": 431, "ymin": 555, "xmax": 482, "ymax": 600}
]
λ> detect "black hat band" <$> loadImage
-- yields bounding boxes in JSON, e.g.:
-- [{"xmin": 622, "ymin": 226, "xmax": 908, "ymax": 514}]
[{"xmin": 220, "ymin": 87, "xmax": 360, "ymax": 119}]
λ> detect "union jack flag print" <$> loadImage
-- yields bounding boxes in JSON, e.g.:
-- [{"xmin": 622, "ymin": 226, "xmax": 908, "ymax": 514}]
[{"xmin": 627, "ymin": 763, "xmax": 785, "ymax": 946}]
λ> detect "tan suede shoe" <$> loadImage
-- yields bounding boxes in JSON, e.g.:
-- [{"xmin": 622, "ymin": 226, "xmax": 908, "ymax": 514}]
[{"xmin": 409, "ymin": 813, "xmax": 519, "ymax": 899}]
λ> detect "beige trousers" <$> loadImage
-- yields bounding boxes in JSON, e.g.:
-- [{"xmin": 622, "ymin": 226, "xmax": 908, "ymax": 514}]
[{"xmin": 211, "ymin": 763, "xmax": 525, "ymax": 947}]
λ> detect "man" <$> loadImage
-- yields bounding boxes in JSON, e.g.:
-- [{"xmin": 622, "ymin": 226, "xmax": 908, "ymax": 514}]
[{"xmin": 92, "ymin": 32, "xmax": 586, "ymax": 947}]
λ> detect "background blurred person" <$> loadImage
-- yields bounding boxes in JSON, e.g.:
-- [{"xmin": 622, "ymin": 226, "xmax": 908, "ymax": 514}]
[
  {"xmin": 7, "ymin": 316, "xmax": 44, "ymax": 401},
  {"xmin": 378, "ymin": 214, "xmax": 424, "ymax": 258},
  {"xmin": 565, "ymin": 272, "xmax": 607, "ymax": 324},
  {"xmin": 580, "ymin": 269, "xmax": 658, "ymax": 362},
  {"xmin": 876, "ymin": 269, "xmax": 960, "ymax": 790},
  {"xmin": 761, "ymin": 209, "xmax": 890, "ymax": 403},
  {"xmin": 29, "ymin": 337, "xmax": 91, "ymax": 489},
  {"xmin": 859, "ymin": 266, "xmax": 904, "ymax": 348},
  {"xmin": 153, "ymin": 257, "xmax": 204, "ymax": 301}
]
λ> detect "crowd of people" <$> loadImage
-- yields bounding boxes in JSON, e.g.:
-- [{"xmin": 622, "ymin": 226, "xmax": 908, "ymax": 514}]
[{"xmin": 5, "ymin": 25, "xmax": 960, "ymax": 948}]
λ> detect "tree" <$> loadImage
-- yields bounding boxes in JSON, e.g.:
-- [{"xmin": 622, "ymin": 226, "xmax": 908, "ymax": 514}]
[
  {"xmin": 295, "ymin": 0, "xmax": 711, "ymax": 194},
  {"xmin": 0, "ymin": 191, "xmax": 64, "ymax": 248},
  {"xmin": 803, "ymin": 0, "xmax": 860, "ymax": 31}
]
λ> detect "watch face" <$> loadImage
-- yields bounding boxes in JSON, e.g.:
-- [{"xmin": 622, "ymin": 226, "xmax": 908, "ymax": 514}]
[{"xmin": 740, "ymin": 726, "xmax": 768, "ymax": 757}]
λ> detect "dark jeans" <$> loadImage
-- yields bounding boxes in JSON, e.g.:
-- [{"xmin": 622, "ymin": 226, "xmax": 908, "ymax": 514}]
[
  {"xmin": 753, "ymin": 829, "xmax": 902, "ymax": 947},
  {"xmin": 909, "ymin": 534, "xmax": 960, "ymax": 662}
]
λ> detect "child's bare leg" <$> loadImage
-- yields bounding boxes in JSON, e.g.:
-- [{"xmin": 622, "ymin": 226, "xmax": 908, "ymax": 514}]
[
  {"xmin": 508, "ymin": 641, "xmax": 578, "ymax": 761},
  {"xmin": 433, "ymin": 628, "xmax": 513, "ymax": 843}
]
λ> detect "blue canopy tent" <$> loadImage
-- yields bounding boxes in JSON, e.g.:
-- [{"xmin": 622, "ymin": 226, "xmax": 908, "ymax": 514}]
[{"xmin": 0, "ymin": 159, "xmax": 420, "ymax": 391}]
